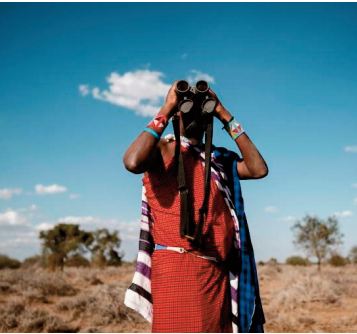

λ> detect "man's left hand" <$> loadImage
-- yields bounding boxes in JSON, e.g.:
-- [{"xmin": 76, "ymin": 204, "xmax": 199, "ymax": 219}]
[{"xmin": 207, "ymin": 88, "xmax": 232, "ymax": 124}]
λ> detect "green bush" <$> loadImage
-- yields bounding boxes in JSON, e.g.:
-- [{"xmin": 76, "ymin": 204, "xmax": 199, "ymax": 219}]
[
  {"xmin": 286, "ymin": 255, "xmax": 310, "ymax": 266},
  {"xmin": 0, "ymin": 254, "xmax": 21, "ymax": 270},
  {"xmin": 328, "ymin": 253, "xmax": 348, "ymax": 266}
]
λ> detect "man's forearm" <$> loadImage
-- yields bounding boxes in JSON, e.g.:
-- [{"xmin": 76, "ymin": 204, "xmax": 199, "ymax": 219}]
[
  {"xmin": 220, "ymin": 109, "xmax": 268, "ymax": 177},
  {"xmin": 123, "ymin": 103, "xmax": 174, "ymax": 173}
]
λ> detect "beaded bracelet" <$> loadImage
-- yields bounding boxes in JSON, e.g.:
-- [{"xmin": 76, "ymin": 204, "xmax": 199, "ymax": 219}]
[{"xmin": 222, "ymin": 116, "xmax": 245, "ymax": 140}]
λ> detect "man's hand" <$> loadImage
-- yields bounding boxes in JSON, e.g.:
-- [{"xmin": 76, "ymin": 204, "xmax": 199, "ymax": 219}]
[
  {"xmin": 208, "ymin": 88, "xmax": 233, "ymax": 124},
  {"xmin": 162, "ymin": 81, "xmax": 180, "ymax": 118}
]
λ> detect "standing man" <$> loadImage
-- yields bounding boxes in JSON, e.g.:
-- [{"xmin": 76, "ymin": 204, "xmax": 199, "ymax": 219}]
[{"xmin": 123, "ymin": 81, "xmax": 268, "ymax": 333}]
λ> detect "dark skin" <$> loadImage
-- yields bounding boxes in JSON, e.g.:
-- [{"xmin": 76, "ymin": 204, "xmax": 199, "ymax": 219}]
[{"xmin": 123, "ymin": 81, "xmax": 268, "ymax": 180}]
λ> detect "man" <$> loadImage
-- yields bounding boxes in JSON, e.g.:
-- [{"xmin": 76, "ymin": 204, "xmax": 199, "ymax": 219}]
[{"xmin": 123, "ymin": 81, "xmax": 268, "ymax": 333}]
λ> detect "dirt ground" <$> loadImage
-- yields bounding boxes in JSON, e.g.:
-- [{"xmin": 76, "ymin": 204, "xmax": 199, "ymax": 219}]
[{"xmin": 0, "ymin": 262, "xmax": 356, "ymax": 332}]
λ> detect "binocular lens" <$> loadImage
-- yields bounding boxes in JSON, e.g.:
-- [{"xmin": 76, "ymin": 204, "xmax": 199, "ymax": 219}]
[
  {"xmin": 178, "ymin": 99, "xmax": 194, "ymax": 113},
  {"xmin": 201, "ymin": 98, "xmax": 216, "ymax": 114},
  {"xmin": 195, "ymin": 80, "xmax": 209, "ymax": 94},
  {"xmin": 176, "ymin": 80, "xmax": 190, "ymax": 94}
]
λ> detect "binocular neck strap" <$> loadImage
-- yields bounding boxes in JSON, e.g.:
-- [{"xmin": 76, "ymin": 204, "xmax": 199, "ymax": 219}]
[
  {"xmin": 172, "ymin": 114, "xmax": 194, "ymax": 239},
  {"xmin": 194, "ymin": 117, "xmax": 213, "ymax": 248},
  {"xmin": 172, "ymin": 113, "xmax": 214, "ymax": 247}
]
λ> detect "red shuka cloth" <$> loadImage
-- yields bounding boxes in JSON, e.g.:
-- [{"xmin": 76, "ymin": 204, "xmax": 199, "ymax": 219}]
[{"xmin": 143, "ymin": 142, "xmax": 235, "ymax": 333}]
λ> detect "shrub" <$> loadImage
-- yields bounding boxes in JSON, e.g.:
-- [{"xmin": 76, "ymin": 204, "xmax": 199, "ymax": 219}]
[
  {"xmin": 286, "ymin": 256, "xmax": 310, "ymax": 266},
  {"xmin": 267, "ymin": 257, "xmax": 278, "ymax": 265},
  {"xmin": 0, "ymin": 254, "xmax": 21, "ymax": 270},
  {"xmin": 21, "ymin": 255, "xmax": 44, "ymax": 269},
  {"xmin": 65, "ymin": 254, "xmax": 91, "ymax": 267},
  {"xmin": 328, "ymin": 253, "xmax": 348, "ymax": 266}
]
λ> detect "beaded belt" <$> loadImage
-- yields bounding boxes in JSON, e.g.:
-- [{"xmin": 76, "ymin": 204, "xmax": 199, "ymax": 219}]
[{"xmin": 154, "ymin": 243, "xmax": 218, "ymax": 263}]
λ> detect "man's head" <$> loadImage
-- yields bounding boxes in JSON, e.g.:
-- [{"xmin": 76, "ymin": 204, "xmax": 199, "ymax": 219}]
[{"xmin": 179, "ymin": 107, "xmax": 206, "ymax": 143}]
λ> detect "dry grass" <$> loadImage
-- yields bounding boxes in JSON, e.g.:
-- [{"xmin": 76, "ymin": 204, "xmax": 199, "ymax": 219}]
[{"xmin": 0, "ymin": 262, "xmax": 356, "ymax": 332}]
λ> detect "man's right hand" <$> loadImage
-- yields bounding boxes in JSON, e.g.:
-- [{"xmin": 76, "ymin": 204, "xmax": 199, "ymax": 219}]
[{"xmin": 162, "ymin": 81, "xmax": 180, "ymax": 118}]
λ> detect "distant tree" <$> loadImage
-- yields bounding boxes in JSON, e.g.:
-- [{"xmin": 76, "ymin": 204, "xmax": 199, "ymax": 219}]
[
  {"xmin": 39, "ymin": 224, "xmax": 94, "ymax": 271},
  {"xmin": 348, "ymin": 246, "xmax": 357, "ymax": 264},
  {"xmin": 90, "ymin": 228, "xmax": 124, "ymax": 267},
  {"xmin": 291, "ymin": 215, "xmax": 343, "ymax": 271}
]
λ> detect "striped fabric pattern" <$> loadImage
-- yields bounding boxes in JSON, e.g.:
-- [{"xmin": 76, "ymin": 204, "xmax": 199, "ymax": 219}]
[{"xmin": 124, "ymin": 135, "xmax": 265, "ymax": 332}]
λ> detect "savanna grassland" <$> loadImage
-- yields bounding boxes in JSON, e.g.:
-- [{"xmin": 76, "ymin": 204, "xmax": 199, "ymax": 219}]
[{"xmin": 0, "ymin": 262, "xmax": 356, "ymax": 333}]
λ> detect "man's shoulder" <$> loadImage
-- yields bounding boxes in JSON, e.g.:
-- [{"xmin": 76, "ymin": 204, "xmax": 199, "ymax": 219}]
[{"xmin": 213, "ymin": 145, "xmax": 241, "ymax": 162}]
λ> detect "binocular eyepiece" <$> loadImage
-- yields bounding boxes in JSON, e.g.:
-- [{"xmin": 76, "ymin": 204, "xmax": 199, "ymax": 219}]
[{"xmin": 175, "ymin": 80, "xmax": 216, "ymax": 116}]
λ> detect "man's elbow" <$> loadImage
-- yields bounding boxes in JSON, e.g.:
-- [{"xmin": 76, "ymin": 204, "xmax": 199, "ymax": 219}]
[
  {"xmin": 123, "ymin": 155, "xmax": 143, "ymax": 174},
  {"xmin": 252, "ymin": 166, "xmax": 269, "ymax": 179}
]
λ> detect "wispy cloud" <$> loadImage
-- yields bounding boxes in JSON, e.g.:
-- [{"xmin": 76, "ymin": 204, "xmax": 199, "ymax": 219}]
[
  {"xmin": 264, "ymin": 205, "xmax": 279, "ymax": 214},
  {"xmin": 281, "ymin": 215, "xmax": 297, "ymax": 223},
  {"xmin": 79, "ymin": 84, "xmax": 89, "ymax": 96},
  {"xmin": 35, "ymin": 184, "xmax": 67, "ymax": 195},
  {"xmin": 333, "ymin": 210, "xmax": 353, "ymax": 218},
  {"xmin": 80, "ymin": 69, "xmax": 171, "ymax": 117},
  {"xmin": 69, "ymin": 193, "xmax": 80, "ymax": 200},
  {"xmin": 187, "ymin": 69, "xmax": 215, "ymax": 85},
  {"xmin": 353, "ymin": 198, "xmax": 357, "ymax": 206},
  {"xmin": 344, "ymin": 145, "xmax": 357, "ymax": 153},
  {"xmin": 352, "ymin": 183, "xmax": 357, "ymax": 189},
  {"xmin": 0, "ymin": 188, "xmax": 22, "ymax": 200},
  {"xmin": 181, "ymin": 53, "xmax": 188, "ymax": 59}
]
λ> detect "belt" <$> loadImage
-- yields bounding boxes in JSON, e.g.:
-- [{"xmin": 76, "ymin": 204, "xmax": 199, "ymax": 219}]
[{"xmin": 154, "ymin": 243, "xmax": 218, "ymax": 263}]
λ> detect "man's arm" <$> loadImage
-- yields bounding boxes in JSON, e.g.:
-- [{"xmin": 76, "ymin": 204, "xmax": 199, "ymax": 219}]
[
  {"xmin": 209, "ymin": 90, "xmax": 268, "ymax": 180},
  {"xmin": 123, "ymin": 82, "xmax": 178, "ymax": 174}
]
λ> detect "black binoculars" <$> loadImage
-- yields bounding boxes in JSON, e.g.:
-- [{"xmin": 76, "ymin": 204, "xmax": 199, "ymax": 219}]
[{"xmin": 175, "ymin": 80, "xmax": 216, "ymax": 117}]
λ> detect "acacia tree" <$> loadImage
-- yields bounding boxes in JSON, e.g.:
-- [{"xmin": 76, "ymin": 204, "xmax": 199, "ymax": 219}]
[
  {"xmin": 39, "ymin": 223, "xmax": 93, "ymax": 270},
  {"xmin": 291, "ymin": 215, "xmax": 343, "ymax": 271}
]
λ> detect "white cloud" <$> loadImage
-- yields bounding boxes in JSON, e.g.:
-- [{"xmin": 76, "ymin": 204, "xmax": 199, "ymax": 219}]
[
  {"xmin": 0, "ymin": 188, "xmax": 22, "ymax": 200},
  {"xmin": 352, "ymin": 183, "xmax": 357, "ymax": 189},
  {"xmin": 35, "ymin": 184, "xmax": 67, "ymax": 195},
  {"xmin": 344, "ymin": 145, "xmax": 357, "ymax": 153},
  {"xmin": 58, "ymin": 215, "xmax": 96, "ymax": 225},
  {"xmin": 69, "ymin": 193, "xmax": 80, "ymax": 200},
  {"xmin": 187, "ymin": 70, "xmax": 215, "ymax": 85},
  {"xmin": 81, "ymin": 69, "xmax": 171, "ymax": 117},
  {"xmin": 0, "ymin": 209, "xmax": 28, "ymax": 226},
  {"xmin": 333, "ymin": 210, "xmax": 353, "ymax": 218},
  {"xmin": 281, "ymin": 215, "xmax": 296, "ymax": 223},
  {"xmin": 264, "ymin": 206, "xmax": 278, "ymax": 213},
  {"xmin": 35, "ymin": 222, "xmax": 54, "ymax": 231},
  {"xmin": 353, "ymin": 198, "xmax": 357, "ymax": 206},
  {"xmin": 79, "ymin": 84, "xmax": 90, "ymax": 96}
]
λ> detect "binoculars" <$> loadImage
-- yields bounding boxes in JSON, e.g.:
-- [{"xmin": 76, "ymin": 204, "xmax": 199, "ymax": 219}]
[{"xmin": 175, "ymin": 80, "xmax": 216, "ymax": 117}]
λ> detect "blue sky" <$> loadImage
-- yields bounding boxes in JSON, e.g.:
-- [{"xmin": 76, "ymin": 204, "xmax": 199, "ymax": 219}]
[{"xmin": 0, "ymin": 3, "xmax": 356, "ymax": 262}]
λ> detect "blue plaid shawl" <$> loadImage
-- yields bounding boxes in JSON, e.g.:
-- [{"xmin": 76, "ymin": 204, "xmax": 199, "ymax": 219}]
[
  {"xmin": 124, "ymin": 139, "xmax": 265, "ymax": 333},
  {"xmin": 214, "ymin": 147, "xmax": 265, "ymax": 333}
]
